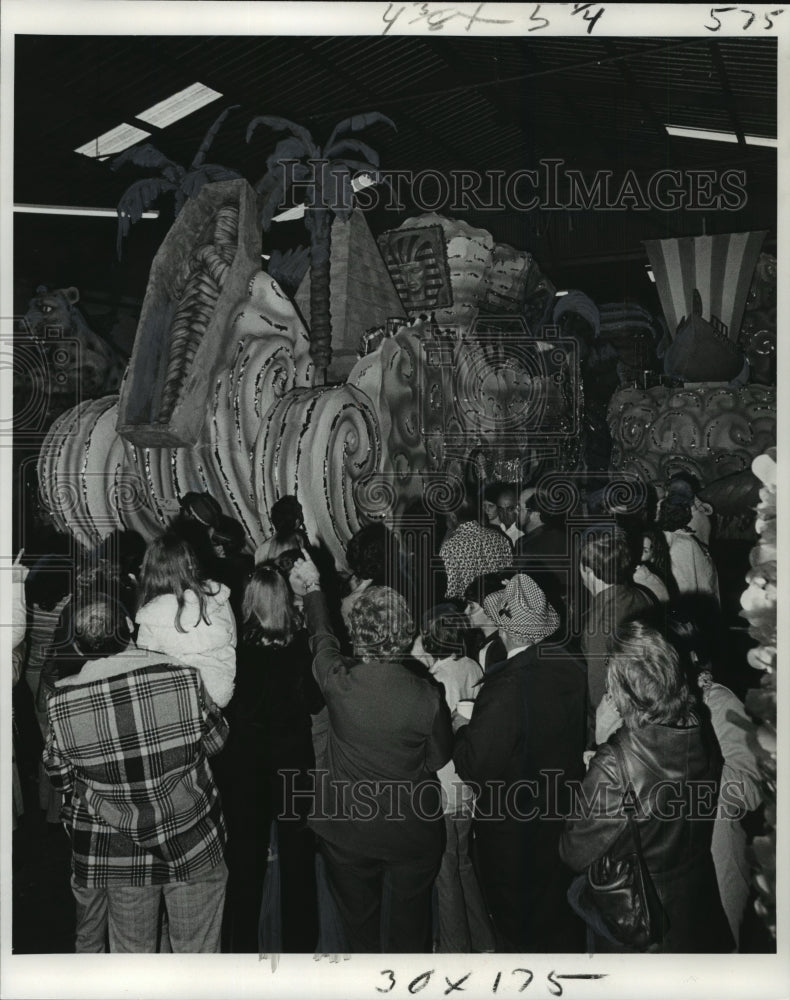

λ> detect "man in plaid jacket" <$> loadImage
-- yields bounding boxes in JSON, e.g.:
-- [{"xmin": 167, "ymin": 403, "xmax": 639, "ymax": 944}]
[{"xmin": 43, "ymin": 593, "xmax": 229, "ymax": 952}]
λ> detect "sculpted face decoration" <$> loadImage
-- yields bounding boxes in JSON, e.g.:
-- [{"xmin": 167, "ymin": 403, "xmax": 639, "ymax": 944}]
[{"xmin": 378, "ymin": 224, "xmax": 453, "ymax": 314}]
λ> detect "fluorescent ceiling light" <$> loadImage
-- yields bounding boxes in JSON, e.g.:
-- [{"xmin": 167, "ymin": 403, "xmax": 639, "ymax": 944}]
[
  {"xmin": 666, "ymin": 124, "xmax": 777, "ymax": 147},
  {"xmin": 665, "ymin": 124, "xmax": 738, "ymax": 143},
  {"xmin": 555, "ymin": 290, "xmax": 569, "ymax": 297},
  {"xmin": 74, "ymin": 123, "xmax": 151, "ymax": 159},
  {"xmin": 744, "ymin": 134, "xmax": 778, "ymax": 148},
  {"xmin": 136, "ymin": 82, "xmax": 223, "ymax": 128},
  {"xmin": 14, "ymin": 204, "xmax": 159, "ymax": 219},
  {"xmin": 645, "ymin": 266, "xmax": 656, "ymax": 284}
]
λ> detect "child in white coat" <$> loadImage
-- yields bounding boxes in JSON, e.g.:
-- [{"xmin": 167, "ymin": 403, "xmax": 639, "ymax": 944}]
[{"xmin": 136, "ymin": 532, "xmax": 236, "ymax": 707}]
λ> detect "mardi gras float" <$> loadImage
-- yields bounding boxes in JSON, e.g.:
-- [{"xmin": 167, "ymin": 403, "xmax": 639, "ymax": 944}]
[
  {"xmin": 35, "ymin": 104, "xmax": 776, "ymax": 564},
  {"xmin": 37, "ymin": 178, "xmax": 583, "ymax": 564}
]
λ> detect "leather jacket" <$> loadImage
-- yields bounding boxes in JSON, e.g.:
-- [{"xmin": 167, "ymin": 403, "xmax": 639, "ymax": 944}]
[
  {"xmin": 560, "ymin": 720, "xmax": 733, "ymax": 951},
  {"xmin": 560, "ymin": 721, "xmax": 722, "ymax": 877}
]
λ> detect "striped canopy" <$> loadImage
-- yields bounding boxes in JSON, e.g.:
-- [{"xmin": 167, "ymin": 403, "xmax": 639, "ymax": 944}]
[{"xmin": 644, "ymin": 231, "xmax": 766, "ymax": 342}]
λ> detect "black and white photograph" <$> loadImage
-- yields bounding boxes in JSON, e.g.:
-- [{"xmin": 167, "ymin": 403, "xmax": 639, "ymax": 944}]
[{"xmin": 1, "ymin": 3, "xmax": 786, "ymax": 998}]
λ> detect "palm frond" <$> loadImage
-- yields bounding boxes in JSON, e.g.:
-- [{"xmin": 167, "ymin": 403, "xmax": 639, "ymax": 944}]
[
  {"xmin": 323, "ymin": 138, "xmax": 380, "ymax": 165},
  {"xmin": 258, "ymin": 178, "xmax": 287, "ymax": 231},
  {"xmin": 180, "ymin": 166, "xmax": 240, "ymax": 202},
  {"xmin": 191, "ymin": 105, "xmax": 241, "ymax": 170},
  {"xmin": 111, "ymin": 143, "xmax": 181, "ymax": 174},
  {"xmin": 265, "ymin": 136, "xmax": 312, "ymax": 175},
  {"xmin": 115, "ymin": 176, "xmax": 175, "ymax": 259},
  {"xmin": 325, "ymin": 111, "xmax": 396, "ymax": 152},
  {"xmin": 247, "ymin": 115, "xmax": 317, "ymax": 155}
]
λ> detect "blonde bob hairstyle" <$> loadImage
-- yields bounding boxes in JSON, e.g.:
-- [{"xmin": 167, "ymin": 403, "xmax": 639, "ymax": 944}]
[
  {"xmin": 606, "ymin": 620, "xmax": 696, "ymax": 729},
  {"xmin": 349, "ymin": 585, "xmax": 415, "ymax": 660}
]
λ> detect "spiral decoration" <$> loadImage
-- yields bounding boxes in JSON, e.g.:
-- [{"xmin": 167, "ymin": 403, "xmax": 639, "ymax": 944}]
[
  {"xmin": 253, "ymin": 384, "xmax": 381, "ymax": 565},
  {"xmin": 38, "ymin": 258, "xmax": 314, "ymax": 550},
  {"xmin": 608, "ymin": 384, "xmax": 776, "ymax": 496},
  {"xmin": 38, "ymin": 395, "xmax": 159, "ymax": 548}
]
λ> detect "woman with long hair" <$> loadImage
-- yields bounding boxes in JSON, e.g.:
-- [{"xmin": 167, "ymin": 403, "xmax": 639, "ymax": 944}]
[
  {"xmin": 135, "ymin": 532, "xmax": 236, "ymax": 708},
  {"xmin": 633, "ymin": 524, "xmax": 677, "ymax": 603},
  {"xmin": 222, "ymin": 562, "xmax": 323, "ymax": 953},
  {"xmin": 561, "ymin": 621, "xmax": 733, "ymax": 953}
]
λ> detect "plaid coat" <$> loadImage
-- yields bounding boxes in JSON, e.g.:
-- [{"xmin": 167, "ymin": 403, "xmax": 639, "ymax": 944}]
[{"xmin": 43, "ymin": 658, "xmax": 228, "ymax": 887}]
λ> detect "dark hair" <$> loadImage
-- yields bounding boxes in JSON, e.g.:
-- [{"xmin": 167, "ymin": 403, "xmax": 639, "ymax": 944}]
[
  {"xmin": 484, "ymin": 481, "xmax": 516, "ymax": 507},
  {"xmin": 454, "ymin": 490, "xmax": 485, "ymax": 525},
  {"xmin": 421, "ymin": 603, "xmax": 467, "ymax": 658},
  {"xmin": 658, "ymin": 498, "xmax": 693, "ymax": 532},
  {"xmin": 640, "ymin": 525, "xmax": 675, "ymax": 593},
  {"xmin": 580, "ymin": 525, "xmax": 633, "ymax": 584},
  {"xmin": 97, "ymin": 530, "xmax": 147, "ymax": 580},
  {"xmin": 212, "ymin": 515, "xmax": 247, "ymax": 556},
  {"xmin": 663, "ymin": 611, "xmax": 714, "ymax": 685},
  {"xmin": 242, "ymin": 563, "xmax": 298, "ymax": 646},
  {"xmin": 270, "ymin": 547, "xmax": 305, "ymax": 577},
  {"xmin": 25, "ymin": 556, "xmax": 71, "ymax": 611},
  {"xmin": 74, "ymin": 593, "xmax": 131, "ymax": 657},
  {"xmin": 180, "ymin": 491, "xmax": 222, "ymax": 528},
  {"xmin": 346, "ymin": 523, "xmax": 397, "ymax": 585},
  {"xmin": 464, "ymin": 570, "xmax": 515, "ymax": 606},
  {"xmin": 270, "ymin": 495, "xmax": 303, "ymax": 534},
  {"xmin": 169, "ymin": 513, "xmax": 216, "ymax": 575},
  {"xmin": 607, "ymin": 620, "xmax": 696, "ymax": 728},
  {"xmin": 138, "ymin": 533, "xmax": 218, "ymax": 633}
]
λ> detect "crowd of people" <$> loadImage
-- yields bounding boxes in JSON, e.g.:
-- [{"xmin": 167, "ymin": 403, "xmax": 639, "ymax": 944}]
[{"xmin": 10, "ymin": 473, "xmax": 764, "ymax": 954}]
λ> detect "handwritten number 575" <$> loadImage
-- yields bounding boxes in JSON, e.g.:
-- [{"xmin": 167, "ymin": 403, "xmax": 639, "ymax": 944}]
[{"xmin": 705, "ymin": 7, "xmax": 785, "ymax": 30}]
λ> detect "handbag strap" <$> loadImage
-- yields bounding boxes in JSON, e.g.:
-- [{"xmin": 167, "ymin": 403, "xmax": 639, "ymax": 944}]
[{"xmin": 611, "ymin": 739, "xmax": 647, "ymax": 862}]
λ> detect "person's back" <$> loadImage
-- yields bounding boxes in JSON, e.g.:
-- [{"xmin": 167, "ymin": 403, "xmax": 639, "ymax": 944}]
[
  {"xmin": 453, "ymin": 575, "xmax": 587, "ymax": 951},
  {"xmin": 135, "ymin": 532, "xmax": 237, "ymax": 708},
  {"xmin": 560, "ymin": 621, "xmax": 732, "ymax": 953},
  {"xmin": 136, "ymin": 583, "xmax": 236, "ymax": 707},
  {"xmin": 43, "ymin": 593, "xmax": 229, "ymax": 954},
  {"xmin": 49, "ymin": 656, "xmax": 226, "ymax": 879}
]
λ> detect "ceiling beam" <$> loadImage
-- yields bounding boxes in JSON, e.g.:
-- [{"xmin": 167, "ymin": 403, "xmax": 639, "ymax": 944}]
[
  {"xmin": 708, "ymin": 40, "xmax": 746, "ymax": 145},
  {"xmin": 599, "ymin": 40, "xmax": 669, "ymax": 147}
]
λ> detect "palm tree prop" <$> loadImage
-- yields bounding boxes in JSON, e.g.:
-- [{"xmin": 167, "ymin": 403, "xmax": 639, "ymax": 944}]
[
  {"xmin": 113, "ymin": 106, "xmax": 241, "ymax": 259},
  {"xmin": 247, "ymin": 112, "xmax": 396, "ymax": 376}
]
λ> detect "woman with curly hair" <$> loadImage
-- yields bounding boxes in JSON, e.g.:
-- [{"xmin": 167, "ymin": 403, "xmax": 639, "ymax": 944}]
[{"xmin": 288, "ymin": 552, "xmax": 452, "ymax": 953}]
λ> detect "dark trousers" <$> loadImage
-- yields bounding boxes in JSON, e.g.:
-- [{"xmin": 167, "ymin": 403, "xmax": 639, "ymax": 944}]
[
  {"xmin": 319, "ymin": 837, "xmax": 441, "ymax": 953},
  {"xmin": 474, "ymin": 822, "xmax": 584, "ymax": 953}
]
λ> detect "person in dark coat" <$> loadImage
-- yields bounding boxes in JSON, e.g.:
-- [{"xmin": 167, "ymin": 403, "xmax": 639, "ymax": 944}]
[
  {"xmin": 560, "ymin": 621, "xmax": 734, "ymax": 953},
  {"xmin": 209, "ymin": 514, "xmax": 254, "ymax": 624},
  {"xmin": 579, "ymin": 524, "xmax": 655, "ymax": 744},
  {"xmin": 453, "ymin": 574, "xmax": 588, "ymax": 952},
  {"xmin": 288, "ymin": 552, "xmax": 452, "ymax": 953},
  {"xmin": 221, "ymin": 562, "xmax": 324, "ymax": 953}
]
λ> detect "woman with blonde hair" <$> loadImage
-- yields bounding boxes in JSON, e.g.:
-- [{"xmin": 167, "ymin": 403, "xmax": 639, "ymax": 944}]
[{"xmin": 222, "ymin": 562, "xmax": 323, "ymax": 953}]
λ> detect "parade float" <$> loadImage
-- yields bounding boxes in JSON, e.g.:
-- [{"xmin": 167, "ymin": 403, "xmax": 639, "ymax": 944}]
[{"xmin": 32, "ymin": 111, "xmax": 776, "ymax": 567}]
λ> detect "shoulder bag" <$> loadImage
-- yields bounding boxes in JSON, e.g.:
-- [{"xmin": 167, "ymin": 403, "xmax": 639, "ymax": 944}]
[{"xmin": 568, "ymin": 740, "xmax": 667, "ymax": 951}]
